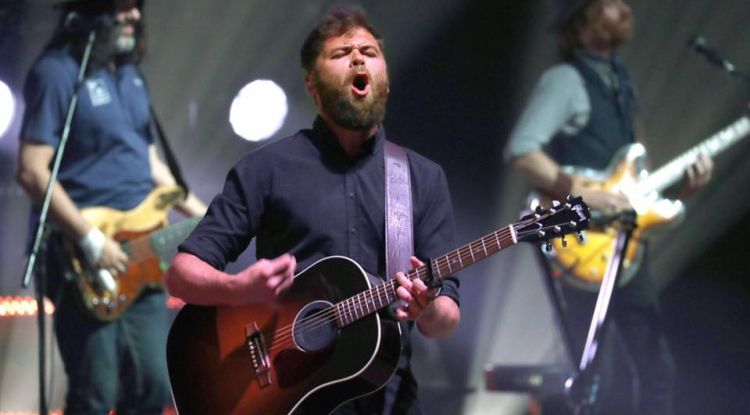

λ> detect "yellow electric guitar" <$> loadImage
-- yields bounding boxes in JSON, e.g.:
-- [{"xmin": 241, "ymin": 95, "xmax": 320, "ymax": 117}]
[
  {"xmin": 532, "ymin": 114, "xmax": 750, "ymax": 290},
  {"xmin": 63, "ymin": 185, "xmax": 200, "ymax": 321}
]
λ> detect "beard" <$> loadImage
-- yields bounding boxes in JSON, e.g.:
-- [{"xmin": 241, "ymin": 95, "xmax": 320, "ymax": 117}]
[
  {"xmin": 599, "ymin": 14, "xmax": 633, "ymax": 48},
  {"xmin": 312, "ymin": 66, "xmax": 389, "ymax": 132}
]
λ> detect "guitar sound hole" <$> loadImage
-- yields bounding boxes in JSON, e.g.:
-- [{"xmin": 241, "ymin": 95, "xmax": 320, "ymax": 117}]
[{"xmin": 293, "ymin": 300, "xmax": 338, "ymax": 352}]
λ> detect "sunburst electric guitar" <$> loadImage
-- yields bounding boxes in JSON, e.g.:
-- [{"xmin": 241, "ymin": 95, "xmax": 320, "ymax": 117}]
[
  {"xmin": 63, "ymin": 185, "xmax": 200, "ymax": 321},
  {"xmin": 166, "ymin": 197, "xmax": 590, "ymax": 415},
  {"xmin": 531, "ymin": 114, "xmax": 750, "ymax": 290}
]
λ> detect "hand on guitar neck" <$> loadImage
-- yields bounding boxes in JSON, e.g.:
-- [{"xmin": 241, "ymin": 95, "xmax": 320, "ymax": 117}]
[{"xmin": 679, "ymin": 152, "xmax": 713, "ymax": 199}]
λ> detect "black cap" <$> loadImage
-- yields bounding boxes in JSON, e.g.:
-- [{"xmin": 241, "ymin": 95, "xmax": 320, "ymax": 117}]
[{"xmin": 55, "ymin": 0, "xmax": 143, "ymax": 14}]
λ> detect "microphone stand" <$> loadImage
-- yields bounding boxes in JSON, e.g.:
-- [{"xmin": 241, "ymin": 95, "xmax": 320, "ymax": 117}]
[
  {"xmin": 20, "ymin": 28, "xmax": 98, "ymax": 415},
  {"xmin": 564, "ymin": 210, "xmax": 637, "ymax": 415}
]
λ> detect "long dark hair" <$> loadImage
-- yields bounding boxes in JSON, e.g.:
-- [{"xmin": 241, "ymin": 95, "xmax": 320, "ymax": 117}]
[{"xmin": 46, "ymin": 0, "xmax": 147, "ymax": 70}]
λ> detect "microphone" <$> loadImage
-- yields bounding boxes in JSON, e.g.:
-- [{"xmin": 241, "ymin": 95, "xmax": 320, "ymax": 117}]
[{"xmin": 687, "ymin": 35, "xmax": 735, "ymax": 73}]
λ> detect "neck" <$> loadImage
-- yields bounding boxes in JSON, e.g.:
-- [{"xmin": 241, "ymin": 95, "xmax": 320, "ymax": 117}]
[
  {"xmin": 581, "ymin": 42, "xmax": 616, "ymax": 59},
  {"xmin": 321, "ymin": 115, "xmax": 378, "ymax": 158}
]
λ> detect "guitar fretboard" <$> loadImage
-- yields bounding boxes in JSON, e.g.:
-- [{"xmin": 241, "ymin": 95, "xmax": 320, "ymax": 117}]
[
  {"xmin": 640, "ymin": 115, "xmax": 750, "ymax": 195},
  {"xmin": 334, "ymin": 225, "xmax": 518, "ymax": 327},
  {"xmin": 119, "ymin": 217, "xmax": 201, "ymax": 264}
]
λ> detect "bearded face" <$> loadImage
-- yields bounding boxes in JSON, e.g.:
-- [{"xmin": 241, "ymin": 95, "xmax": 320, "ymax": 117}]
[
  {"xmin": 308, "ymin": 27, "xmax": 390, "ymax": 132},
  {"xmin": 588, "ymin": 0, "xmax": 634, "ymax": 49},
  {"xmin": 311, "ymin": 64, "xmax": 389, "ymax": 131}
]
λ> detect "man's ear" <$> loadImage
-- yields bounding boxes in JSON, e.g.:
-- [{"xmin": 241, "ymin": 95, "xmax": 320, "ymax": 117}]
[{"xmin": 304, "ymin": 72, "xmax": 314, "ymax": 97}]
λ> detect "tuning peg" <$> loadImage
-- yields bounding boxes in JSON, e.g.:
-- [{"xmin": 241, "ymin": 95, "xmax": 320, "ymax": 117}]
[
  {"xmin": 551, "ymin": 200, "xmax": 561, "ymax": 207},
  {"xmin": 537, "ymin": 230, "xmax": 546, "ymax": 238},
  {"xmin": 576, "ymin": 231, "xmax": 584, "ymax": 242},
  {"xmin": 569, "ymin": 220, "xmax": 578, "ymax": 229},
  {"xmin": 561, "ymin": 234, "xmax": 567, "ymax": 248},
  {"xmin": 566, "ymin": 195, "xmax": 574, "ymax": 202},
  {"xmin": 554, "ymin": 225, "xmax": 562, "ymax": 234},
  {"xmin": 545, "ymin": 240, "xmax": 552, "ymax": 252}
]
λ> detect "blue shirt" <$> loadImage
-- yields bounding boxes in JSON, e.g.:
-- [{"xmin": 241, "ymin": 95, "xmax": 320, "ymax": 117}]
[
  {"xmin": 21, "ymin": 48, "xmax": 154, "ymax": 210},
  {"xmin": 180, "ymin": 117, "xmax": 460, "ymax": 304}
]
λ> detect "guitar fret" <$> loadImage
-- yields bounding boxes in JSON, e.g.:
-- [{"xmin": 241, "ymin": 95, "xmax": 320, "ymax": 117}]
[{"xmin": 335, "ymin": 304, "xmax": 344, "ymax": 327}]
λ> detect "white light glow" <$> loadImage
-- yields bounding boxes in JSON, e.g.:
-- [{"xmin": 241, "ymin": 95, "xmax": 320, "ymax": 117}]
[
  {"xmin": 229, "ymin": 79, "xmax": 288, "ymax": 142},
  {"xmin": 0, "ymin": 80, "xmax": 15, "ymax": 138}
]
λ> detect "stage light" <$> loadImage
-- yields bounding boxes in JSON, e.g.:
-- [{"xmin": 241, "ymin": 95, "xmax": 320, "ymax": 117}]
[
  {"xmin": 0, "ymin": 80, "xmax": 15, "ymax": 138},
  {"xmin": 229, "ymin": 79, "xmax": 288, "ymax": 142}
]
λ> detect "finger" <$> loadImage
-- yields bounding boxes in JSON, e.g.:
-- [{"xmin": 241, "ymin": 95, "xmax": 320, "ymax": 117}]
[
  {"xmin": 410, "ymin": 256, "xmax": 424, "ymax": 268},
  {"xmin": 396, "ymin": 286, "xmax": 414, "ymax": 304},
  {"xmin": 395, "ymin": 306, "xmax": 409, "ymax": 320},
  {"xmin": 412, "ymin": 278, "xmax": 428, "ymax": 292},
  {"xmin": 685, "ymin": 164, "xmax": 696, "ymax": 185},
  {"xmin": 274, "ymin": 276, "xmax": 294, "ymax": 296},
  {"xmin": 267, "ymin": 254, "xmax": 295, "ymax": 275},
  {"xmin": 395, "ymin": 273, "xmax": 412, "ymax": 290}
]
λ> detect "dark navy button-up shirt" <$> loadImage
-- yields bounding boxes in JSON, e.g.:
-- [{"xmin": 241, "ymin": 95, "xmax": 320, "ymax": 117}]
[
  {"xmin": 20, "ymin": 48, "xmax": 154, "ymax": 210},
  {"xmin": 179, "ymin": 117, "xmax": 460, "ymax": 304}
]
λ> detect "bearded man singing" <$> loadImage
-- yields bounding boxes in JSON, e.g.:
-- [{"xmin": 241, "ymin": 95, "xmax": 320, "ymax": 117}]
[{"xmin": 166, "ymin": 5, "xmax": 461, "ymax": 414}]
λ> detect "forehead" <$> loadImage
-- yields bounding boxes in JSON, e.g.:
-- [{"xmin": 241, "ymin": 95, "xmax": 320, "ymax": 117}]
[{"xmin": 320, "ymin": 27, "xmax": 381, "ymax": 52}]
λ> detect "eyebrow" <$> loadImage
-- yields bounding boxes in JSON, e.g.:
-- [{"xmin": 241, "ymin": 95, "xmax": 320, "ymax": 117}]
[{"xmin": 329, "ymin": 44, "xmax": 379, "ymax": 54}]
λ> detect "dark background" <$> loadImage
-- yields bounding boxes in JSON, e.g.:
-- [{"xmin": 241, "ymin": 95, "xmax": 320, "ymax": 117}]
[{"xmin": 0, "ymin": 0, "xmax": 748, "ymax": 413}]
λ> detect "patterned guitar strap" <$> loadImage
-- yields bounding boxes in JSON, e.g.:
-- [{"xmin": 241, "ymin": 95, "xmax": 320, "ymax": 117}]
[{"xmin": 384, "ymin": 140, "xmax": 414, "ymax": 287}]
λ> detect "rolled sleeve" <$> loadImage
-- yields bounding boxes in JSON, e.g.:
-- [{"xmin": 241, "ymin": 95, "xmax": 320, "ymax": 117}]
[
  {"xmin": 505, "ymin": 64, "xmax": 590, "ymax": 160},
  {"xmin": 178, "ymin": 160, "xmax": 265, "ymax": 270}
]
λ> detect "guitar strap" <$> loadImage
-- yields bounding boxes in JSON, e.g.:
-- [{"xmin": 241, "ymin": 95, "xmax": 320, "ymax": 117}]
[
  {"xmin": 384, "ymin": 140, "xmax": 414, "ymax": 280},
  {"xmin": 149, "ymin": 106, "xmax": 191, "ymax": 197},
  {"xmin": 135, "ymin": 68, "xmax": 191, "ymax": 197}
]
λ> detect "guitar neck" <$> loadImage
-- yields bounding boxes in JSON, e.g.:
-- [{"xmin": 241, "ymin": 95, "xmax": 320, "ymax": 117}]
[
  {"xmin": 122, "ymin": 217, "xmax": 202, "ymax": 264},
  {"xmin": 334, "ymin": 225, "xmax": 519, "ymax": 327},
  {"xmin": 641, "ymin": 115, "xmax": 750, "ymax": 194}
]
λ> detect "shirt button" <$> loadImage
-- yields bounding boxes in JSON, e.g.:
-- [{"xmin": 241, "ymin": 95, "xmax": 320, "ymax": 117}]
[
  {"xmin": 351, "ymin": 228, "xmax": 357, "ymax": 234},
  {"xmin": 348, "ymin": 192, "xmax": 355, "ymax": 198}
]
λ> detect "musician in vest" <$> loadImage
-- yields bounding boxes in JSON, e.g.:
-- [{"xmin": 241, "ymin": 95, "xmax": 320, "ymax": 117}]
[
  {"xmin": 505, "ymin": 0, "xmax": 712, "ymax": 413},
  {"xmin": 17, "ymin": 0, "xmax": 206, "ymax": 413},
  {"xmin": 166, "ymin": 5, "xmax": 460, "ymax": 415}
]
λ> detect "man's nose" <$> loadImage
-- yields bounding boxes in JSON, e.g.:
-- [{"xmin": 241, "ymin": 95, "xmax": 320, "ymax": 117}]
[{"xmin": 350, "ymin": 50, "xmax": 365, "ymax": 67}]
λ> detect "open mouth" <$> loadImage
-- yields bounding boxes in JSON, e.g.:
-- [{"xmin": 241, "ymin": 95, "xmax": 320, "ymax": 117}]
[{"xmin": 351, "ymin": 73, "xmax": 370, "ymax": 97}]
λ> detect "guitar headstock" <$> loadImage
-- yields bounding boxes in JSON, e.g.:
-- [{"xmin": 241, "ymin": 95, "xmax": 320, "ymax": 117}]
[{"xmin": 515, "ymin": 196, "xmax": 590, "ymax": 247}]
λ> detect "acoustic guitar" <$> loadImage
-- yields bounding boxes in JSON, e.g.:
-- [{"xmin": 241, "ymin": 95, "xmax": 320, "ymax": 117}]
[
  {"xmin": 531, "ymin": 115, "xmax": 750, "ymax": 290},
  {"xmin": 166, "ymin": 197, "xmax": 589, "ymax": 415},
  {"xmin": 64, "ymin": 185, "xmax": 199, "ymax": 321}
]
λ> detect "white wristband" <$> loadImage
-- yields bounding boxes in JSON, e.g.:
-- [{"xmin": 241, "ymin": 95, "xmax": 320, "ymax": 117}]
[{"xmin": 78, "ymin": 227, "xmax": 105, "ymax": 265}]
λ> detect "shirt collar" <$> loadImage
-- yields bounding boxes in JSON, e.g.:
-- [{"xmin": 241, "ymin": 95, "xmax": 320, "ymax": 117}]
[
  {"xmin": 574, "ymin": 47, "xmax": 623, "ymax": 91},
  {"xmin": 311, "ymin": 116, "xmax": 386, "ymax": 160}
]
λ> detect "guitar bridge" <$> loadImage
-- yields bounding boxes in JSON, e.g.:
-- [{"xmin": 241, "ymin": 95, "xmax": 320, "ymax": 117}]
[{"xmin": 245, "ymin": 322, "xmax": 271, "ymax": 388}]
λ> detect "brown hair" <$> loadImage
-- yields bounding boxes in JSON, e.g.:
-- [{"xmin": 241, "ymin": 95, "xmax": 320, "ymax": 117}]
[
  {"xmin": 300, "ymin": 4, "xmax": 383, "ymax": 72},
  {"xmin": 557, "ymin": 0, "xmax": 597, "ymax": 60}
]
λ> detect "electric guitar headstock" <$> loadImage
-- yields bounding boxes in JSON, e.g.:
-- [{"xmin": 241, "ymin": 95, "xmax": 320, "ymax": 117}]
[{"xmin": 514, "ymin": 195, "xmax": 590, "ymax": 249}]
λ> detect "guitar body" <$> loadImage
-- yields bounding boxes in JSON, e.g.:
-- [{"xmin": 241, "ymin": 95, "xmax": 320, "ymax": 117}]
[
  {"xmin": 66, "ymin": 185, "xmax": 186, "ymax": 320},
  {"xmin": 532, "ymin": 144, "xmax": 685, "ymax": 290},
  {"xmin": 167, "ymin": 256, "xmax": 402, "ymax": 415}
]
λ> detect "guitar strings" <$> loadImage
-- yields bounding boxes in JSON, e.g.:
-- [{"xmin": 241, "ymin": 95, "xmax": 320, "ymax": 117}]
[
  {"xmin": 264, "ymin": 227, "xmax": 520, "ymax": 352},
  {"xmin": 265, "ymin": 217, "xmax": 562, "ymax": 352},
  {"xmin": 262, "ymin": 221, "xmax": 558, "ymax": 351}
]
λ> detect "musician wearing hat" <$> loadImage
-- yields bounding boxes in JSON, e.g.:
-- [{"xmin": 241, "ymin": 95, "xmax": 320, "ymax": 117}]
[
  {"xmin": 505, "ymin": 0, "xmax": 712, "ymax": 413},
  {"xmin": 16, "ymin": 0, "xmax": 205, "ymax": 413}
]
